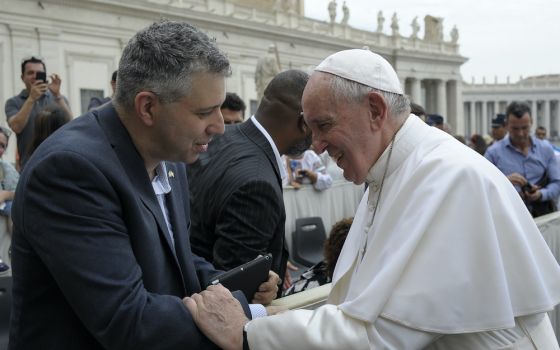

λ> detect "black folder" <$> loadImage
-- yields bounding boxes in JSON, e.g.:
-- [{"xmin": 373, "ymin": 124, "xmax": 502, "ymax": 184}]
[{"xmin": 208, "ymin": 254, "xmax": 272, "ymax": 300}]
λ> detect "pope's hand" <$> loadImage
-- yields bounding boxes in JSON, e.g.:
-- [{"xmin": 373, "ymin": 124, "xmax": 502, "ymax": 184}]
[{"xmin": 183, "ymin": 284, "xmax": 247, "ymax": 350}]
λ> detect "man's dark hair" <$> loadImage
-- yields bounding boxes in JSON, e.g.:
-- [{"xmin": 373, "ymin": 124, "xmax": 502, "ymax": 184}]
[
  {"xmin": 221, "ymin": 92, "xmax": 246, "ymax": 116},
  {"xmin": 27, "ymin": 104, "xmax": 71, "ymax": 157},
  {"xmin": 111, "ymin": 70, "xmax": 118, "ymax": 82},
  {"xmin": 115, "ymin": 20, "xmax": 230, "ymax": 111},
  {"xmin": 537, "ymin": 126, "xmax": 546, "ymax": 132},
  {"xmin": 21, "ymin": 56, "xmax": 46, "ymax": 75},
  {"xmin": 506, "ymin": 101, "xmax": 531, "ymax": 120}
]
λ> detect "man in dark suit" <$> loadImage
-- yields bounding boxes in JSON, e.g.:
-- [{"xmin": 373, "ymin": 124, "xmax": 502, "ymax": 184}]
[
  {"xmin": 188, "ymin": 70, "xmax": 311, "ymax": 289},
  {"xmin": 9, "ymin": 20, "xmax": 278, "ymax": 350}
]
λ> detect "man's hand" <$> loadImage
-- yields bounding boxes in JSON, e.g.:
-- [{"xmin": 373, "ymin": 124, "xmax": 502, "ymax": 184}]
[
  {"xmin": 29, "ymin": 81, "xmax": 48, "ymax": 101},
  {"xmin": 283, "ymin": 261, "xmax": 298, "ymax": 290},
  {"xmin": 0, "ymin": 190, "xmax": 12, "ymax": 204},
  {"xmin": 183, "ymin": 284, "xmax": 247, "ymax": 350},
  {"xmin": 507, "ymin": 172, "xmax": 528, "ymax": 187},
  {"xmin": 48, "ymin": 73, "xmax": 62, "ymax": 97},
  {"xmin": 301, "ymin": 169, "xmax": 318, "ymax": 184},
  {"xmin": 524, "ymin": 187, "xmax": 543, "ymax": 202},
  {"xmin": 252, "ymin": 270, "xmax": 279, "ymax": 305}
]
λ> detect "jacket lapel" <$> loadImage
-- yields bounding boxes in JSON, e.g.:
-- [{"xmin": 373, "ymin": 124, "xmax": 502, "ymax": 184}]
[
  {"xmin": 163, "ymin": 163, "xmax": 193, "ymax": 293},
  {"xmin": 95, "ymin": 103, "xmax": 179, "ymax": 259}
]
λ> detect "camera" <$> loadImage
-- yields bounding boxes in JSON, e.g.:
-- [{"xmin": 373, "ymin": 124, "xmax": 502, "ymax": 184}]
[
  {"xmin": 35, "ymin": 71, "xmax": 47, "ymax": 83},
  {"xmin": 521, "ymin": 183, "xmax": 534, "ymax": 193}
]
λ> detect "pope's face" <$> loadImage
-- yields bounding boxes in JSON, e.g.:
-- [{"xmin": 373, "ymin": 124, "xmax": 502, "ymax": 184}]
[{"xmin": 302, "ymin": 73, "xmax": 378, "ymax": 184}]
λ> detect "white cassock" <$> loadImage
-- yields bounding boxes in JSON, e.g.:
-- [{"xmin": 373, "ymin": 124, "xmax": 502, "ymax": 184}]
[{"xmin": 247, "ymin": 115, "xmax": 560, "ymax": 349}]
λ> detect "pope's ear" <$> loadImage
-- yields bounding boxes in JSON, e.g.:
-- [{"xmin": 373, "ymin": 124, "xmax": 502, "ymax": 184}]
[
  {"xmin": 134, "ymin": 91, "xmax": 158, "ymax": 126},
  {"xmin": 367, "ymin": 91, "xmax": 388, "ymax": 129}
]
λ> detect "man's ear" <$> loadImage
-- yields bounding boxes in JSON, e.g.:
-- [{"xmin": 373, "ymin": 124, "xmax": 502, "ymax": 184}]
[
  {"xmin": 134, "ymin": 91, "xmax": 158, "ymax": 126},
  {"xmin": 367, "ymin": 91, "xmax": 388, "ymax": 130}
]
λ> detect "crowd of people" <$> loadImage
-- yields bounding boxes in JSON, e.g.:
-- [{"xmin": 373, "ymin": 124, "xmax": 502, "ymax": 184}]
[{"xmin": 2, "ymin": 19, "xmax": 560, "ymax": 349}]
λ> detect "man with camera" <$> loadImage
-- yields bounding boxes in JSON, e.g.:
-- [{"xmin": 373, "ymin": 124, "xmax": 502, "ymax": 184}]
[
  {"xmin": 485, "ymin": 101, "xmax": 560, "ymax": 217},
  {"xmin": 4, "ymin": 56, "xmax": 71, "ymax": 169}
]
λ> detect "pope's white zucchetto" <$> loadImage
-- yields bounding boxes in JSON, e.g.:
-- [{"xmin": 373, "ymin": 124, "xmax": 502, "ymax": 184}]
[{"xmin": 315, "ymin": 48, "xmax": 403, "ymax": 95}]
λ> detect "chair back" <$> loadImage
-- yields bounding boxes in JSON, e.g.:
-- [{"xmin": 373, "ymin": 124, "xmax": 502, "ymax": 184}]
[{"xmin": 292, "ymin": 217, "xmax": 326, "ymax": 267}]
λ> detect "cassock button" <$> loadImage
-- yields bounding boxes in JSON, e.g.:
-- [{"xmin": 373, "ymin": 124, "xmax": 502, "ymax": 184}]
[{"xmin": 371, "ymin": 183, "xmax": 379, "ymax": 192}]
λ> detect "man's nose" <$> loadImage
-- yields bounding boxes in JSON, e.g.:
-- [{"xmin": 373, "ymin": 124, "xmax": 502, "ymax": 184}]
[
  {"xmin": 312, "ymin": 139, "xmax": 327, "ymax": 154},
  {"xmin": 208, "ymin": 110, "xmax": 225, "ymax": 136}
]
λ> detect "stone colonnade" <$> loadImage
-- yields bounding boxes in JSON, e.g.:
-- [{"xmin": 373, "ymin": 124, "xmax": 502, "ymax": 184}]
[
  {"xmin": 403, "ymin": 77, "xmax": 463, "ymax": 134},
  {"xmin": 463, "ymin": 99, "xmax": 560, "ymax": 138}
]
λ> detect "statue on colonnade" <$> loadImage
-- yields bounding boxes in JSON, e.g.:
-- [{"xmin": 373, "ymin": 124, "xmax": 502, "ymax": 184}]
[
  {"xmin": 328, "ymin": 0, "xmax": 337, "ymax": 24},
  {"xmin": 376, "ymin": 10, "xmax": 384, "ymax": 33},
  {"xmin": 450, "ymin": 25, "xmax": 459, "ymax": 44},
  {"xmin": 341, "ymin": 1, "xmax": 349, "ymax": 25},
  {"xmin": 255, "ymin": 44, "xmax": 281, "ymax": 101},
  {"xmin": 391, "ymin": 12, "xmax": 399, "ymax": 36},
  {"xmin": 410, "ymin": 16, "xmax": 420, "ymax": 39}
]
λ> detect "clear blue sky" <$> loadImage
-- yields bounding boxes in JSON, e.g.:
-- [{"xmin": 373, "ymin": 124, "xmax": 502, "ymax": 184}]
[{"xmin": 304, "ymin": 0, "xmax": 560, "ymax": 83}]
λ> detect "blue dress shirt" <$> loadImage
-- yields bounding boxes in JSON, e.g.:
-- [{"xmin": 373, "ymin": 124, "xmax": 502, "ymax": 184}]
[{"xmin": 485, "ymin": 135, "xmax": 560, "ymax": 202}]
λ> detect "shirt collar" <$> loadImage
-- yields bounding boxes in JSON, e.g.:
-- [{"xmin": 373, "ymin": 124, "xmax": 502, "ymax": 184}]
[
  {"xmin": 365, "ymin": 115, "xmax": 427, "ymax": 189},
  {"xmin": 152, "ymin": 161, "xmax": 172, "ymax": 195},
  {"xmin": 505, "ymin": 134, "xmax": 536, "ymax": 152},
  {"xmin": 250, "ymin": 115, "xmax": 287, "ymax": 181}
]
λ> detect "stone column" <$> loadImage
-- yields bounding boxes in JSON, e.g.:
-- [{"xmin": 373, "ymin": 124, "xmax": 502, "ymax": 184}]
[
  {"xmin": 463, "ymin": 100, "xmax": 472, "ymax": 137},
  {"xmin": 493, "ymin": 101, "xmax": 499, "ymax": 116},
  {"xmin": 543, "ymin": 100, "xmax": 550, "ymax": 132},
  {"xmin": 445, "ymin": 80, "xmax": 463, "ymax": 136},
  {"xmin": 552, "ymin": 100, "xmax": 559, "ymax": 138},
  {"xmin": 7, "ymin": 24, "xmax": 37, "ymax": 85},
  {"xmin": 436, "ymin": 79, "xmax": 447, "ymax": 117},
  {"xmin": 481, "ymin": 101, "xmax": 488, "ymax": 135},
  {"xmin": 411, "ymin": 78, "xmax": 422, "ymax": 105},
  {"xmin": 530, "ymin": 100, "xmax": 537, "ymax": 133}
]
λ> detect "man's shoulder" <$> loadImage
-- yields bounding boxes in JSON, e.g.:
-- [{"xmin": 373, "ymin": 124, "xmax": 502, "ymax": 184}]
[
  {"xmin": 485, "ymin": 138, "xmax": 509, "ymax": 155},
  {"xmin": 5, "ymin": 90, "xmax": 27, "ymax": 107}
]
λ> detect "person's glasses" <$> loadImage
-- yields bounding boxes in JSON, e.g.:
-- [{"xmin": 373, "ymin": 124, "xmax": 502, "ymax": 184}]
[{"xmin": 0, "ymin": 143, "xmax": 7, "ymax": 150}]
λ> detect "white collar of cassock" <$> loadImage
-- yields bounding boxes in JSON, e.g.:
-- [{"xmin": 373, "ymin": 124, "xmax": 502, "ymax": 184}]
[{"xmin": 364, "ymin": 115, "xmax": 421, "ymax": 204}]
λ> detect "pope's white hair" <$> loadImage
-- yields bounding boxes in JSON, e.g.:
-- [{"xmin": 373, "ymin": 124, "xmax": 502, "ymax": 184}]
[{"xmin": 329, "ymin": 74, "xmax": 410, "ymax": 121}]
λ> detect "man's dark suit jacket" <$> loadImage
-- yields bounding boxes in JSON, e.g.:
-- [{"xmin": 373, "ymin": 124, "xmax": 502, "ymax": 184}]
[
  {"xmin": 188, "ymin": 120, "xmax": 288, "ymax": 285},
  {"xmin": 9, "ymin": 104, "xmax": 249, "ymax": 350}
]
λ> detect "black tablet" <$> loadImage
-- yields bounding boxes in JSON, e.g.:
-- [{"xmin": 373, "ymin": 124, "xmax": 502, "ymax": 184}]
[{"xmin": 208, "ymin": 254, "xmax": 272, "ymax": 300}]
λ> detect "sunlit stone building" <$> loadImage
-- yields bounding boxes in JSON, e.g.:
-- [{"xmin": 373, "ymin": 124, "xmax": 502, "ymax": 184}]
[
  {"xmin": 463, "ymin": 75, "xmax": 560, "ymax": 139},
  {"xmin": 1, "ymin": 0, "xmax": 467, "ymax": 161}
]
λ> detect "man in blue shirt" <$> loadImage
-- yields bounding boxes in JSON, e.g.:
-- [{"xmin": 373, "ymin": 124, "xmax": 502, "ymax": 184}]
[{"xmin": 485, "ymin": 101, "xmax": 560, "ymax": 217}]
